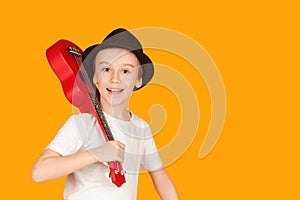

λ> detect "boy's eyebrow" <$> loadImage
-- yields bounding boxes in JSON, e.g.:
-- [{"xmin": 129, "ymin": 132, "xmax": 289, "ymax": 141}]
[
  {"xmin": 121, "ymin": 63, "xmax": 135, "ymax": 68},
  {"xmin": 96, "ymin": 61, "xmax": 110, "ymax": 66},
  {"xmin": 96, "ymin": 61, "xmax": 136, "ymax": 68}
]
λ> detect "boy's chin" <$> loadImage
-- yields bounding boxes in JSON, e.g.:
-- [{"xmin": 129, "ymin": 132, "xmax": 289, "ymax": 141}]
[{"xmin": 109, "ymin": 96, "xmax": 130, "ymax": 106}]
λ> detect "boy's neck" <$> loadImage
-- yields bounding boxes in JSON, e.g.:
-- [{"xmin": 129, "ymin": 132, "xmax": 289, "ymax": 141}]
[{"xmin": 100, "ymin": 99, "xmax": 131, "ymax": 121}]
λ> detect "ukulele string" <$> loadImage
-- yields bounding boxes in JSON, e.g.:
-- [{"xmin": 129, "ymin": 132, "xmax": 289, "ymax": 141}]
[
  {"xmin": 73, "ymin": 54, "xmax": 115, "ymax": 141},
  {"xmin": 73, "ymin": 53, "xmax": 124, "ymax": 173},
  {"xmin": 73, "ymin": 56, "xmax": 97, "ymax": 96}
]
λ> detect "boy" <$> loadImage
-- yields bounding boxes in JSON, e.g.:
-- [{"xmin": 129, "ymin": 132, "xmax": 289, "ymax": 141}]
[{"xmin": 32, "ymin": 28, "xmax": 179, "ymax": 200}]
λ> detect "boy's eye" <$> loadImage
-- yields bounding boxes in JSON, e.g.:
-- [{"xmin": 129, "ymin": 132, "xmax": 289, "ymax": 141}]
[
  {"xmin": 123, "ymin": 69, "xmax": 130, "ymax": 74},
  {"xmin": 102, "ymin": 67, "xmax": 110, "ymax": 72}
]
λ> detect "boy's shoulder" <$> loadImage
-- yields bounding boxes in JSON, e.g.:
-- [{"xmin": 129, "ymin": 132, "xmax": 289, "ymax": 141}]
[
  {"xmin": 67, "ymin": 113, "xmax": 95, "ymax": 122},
  {"xmin": 130, "ymin": 112, "xmax": 150, "ymax": 128},
  {"xmin": 65, "ymin": 113, "xmax": 98, "ymax": 130}
]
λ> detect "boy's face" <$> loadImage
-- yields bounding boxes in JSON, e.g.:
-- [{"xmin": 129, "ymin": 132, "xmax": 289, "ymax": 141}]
[{"xmin": 93, "ymin": 48, "xmax": 142, "ymax": 108}]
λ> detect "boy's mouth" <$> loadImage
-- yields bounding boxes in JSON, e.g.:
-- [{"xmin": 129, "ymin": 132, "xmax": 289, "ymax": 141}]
[{"xmin": 106, "ymin": 88, "xmax": 124, "ymax": 93}]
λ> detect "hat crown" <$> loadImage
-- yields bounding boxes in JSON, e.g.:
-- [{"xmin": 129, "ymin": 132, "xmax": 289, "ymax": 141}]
[{"xmin": 102, "ymin": 28, "xmax": 143, "ymax": 52}]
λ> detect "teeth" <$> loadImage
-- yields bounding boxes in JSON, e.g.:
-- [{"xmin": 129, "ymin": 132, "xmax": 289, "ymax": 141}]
[{"xmin": 107, "ymin": 88, "xmax": 123, "ymax": 92}]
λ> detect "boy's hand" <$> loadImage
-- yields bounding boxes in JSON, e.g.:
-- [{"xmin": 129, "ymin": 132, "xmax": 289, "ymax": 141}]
[{"xmin": 89, "ymin": 141, "xmax": 125, "ymax": 163}]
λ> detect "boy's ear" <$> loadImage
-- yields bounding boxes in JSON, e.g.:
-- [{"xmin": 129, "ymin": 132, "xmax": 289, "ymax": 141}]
[
  {"xmin": 93, "ymin": 76, "xmax": 98, "ymax": 85},
  {"xmin": 135, "ymin": 77, "xmax": 142, "ymax": 89}
]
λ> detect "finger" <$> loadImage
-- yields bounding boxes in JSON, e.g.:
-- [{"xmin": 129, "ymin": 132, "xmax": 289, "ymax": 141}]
[
  {"xmin": 118, "ymin": 150, "xmax": 125, "ymax": 163},
  {"xmin": 114, "ymin": 141, "xmax": 125, "ymax": 150}
]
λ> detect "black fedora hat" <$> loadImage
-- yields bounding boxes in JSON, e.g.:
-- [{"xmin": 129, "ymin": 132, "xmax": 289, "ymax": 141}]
[{"xmin": 82, "ymin": 28, "xmax": 154, "ymax": 90}]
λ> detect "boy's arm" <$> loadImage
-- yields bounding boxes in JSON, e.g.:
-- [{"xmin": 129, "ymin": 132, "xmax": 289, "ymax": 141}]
[
  {"xmin": 149, "ymin": 168, "xmax": 179, "ymax": 200},
  {"xmin": 31, "ymin": 141, "xmax": 125, "ymax": 183},
  {"xmin": 31, "ymin": 149, "xmax": 96, "ymax": 183}
]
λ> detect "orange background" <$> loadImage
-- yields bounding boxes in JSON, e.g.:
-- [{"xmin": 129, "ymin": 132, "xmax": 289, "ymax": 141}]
[{"xmin": 1, "ymin": 0, "xmax": 299, "ymax": 199}]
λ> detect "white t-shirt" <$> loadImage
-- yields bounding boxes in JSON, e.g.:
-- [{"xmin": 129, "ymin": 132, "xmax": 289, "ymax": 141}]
[{"xmin": 46, "ymin": 112, "xmax": 163, "ymax": 200}]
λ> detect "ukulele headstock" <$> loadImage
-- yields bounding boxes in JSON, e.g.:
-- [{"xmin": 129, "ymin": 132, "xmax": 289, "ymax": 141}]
[{"xmin": 67, "ymin": 46, "xmax": 81, "ymax": 57}]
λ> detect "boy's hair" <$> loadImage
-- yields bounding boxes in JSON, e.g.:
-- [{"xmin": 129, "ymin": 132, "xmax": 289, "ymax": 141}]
[{"xmin": 82, "ymin": 28, "xmax": 154, "ymax": 91}]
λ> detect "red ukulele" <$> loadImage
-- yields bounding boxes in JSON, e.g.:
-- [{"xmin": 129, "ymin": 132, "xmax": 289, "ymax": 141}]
[{"xmin": 45, "ymin": 39, "xmax": 126, "ymax": 187}]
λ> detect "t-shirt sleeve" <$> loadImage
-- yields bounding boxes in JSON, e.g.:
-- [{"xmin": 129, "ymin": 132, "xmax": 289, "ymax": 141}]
[
  {"xmin": 46, "ymin": 115, "xmax": 86, "ymax": 156},
  {"xmin": 140, "ymin": 127, "xmax": 163, "ymax": 171}
]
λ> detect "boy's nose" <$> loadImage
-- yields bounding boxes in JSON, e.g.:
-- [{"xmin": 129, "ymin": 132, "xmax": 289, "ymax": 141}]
[{"xmin": 111, "ymin": 71, "xmax": 120, "ymax": 83}]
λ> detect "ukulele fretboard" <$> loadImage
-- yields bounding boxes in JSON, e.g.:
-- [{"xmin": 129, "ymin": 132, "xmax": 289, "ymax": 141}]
[{"xmin": 89, "ymin": 93, "xmax": 114, "ymax": 141}]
